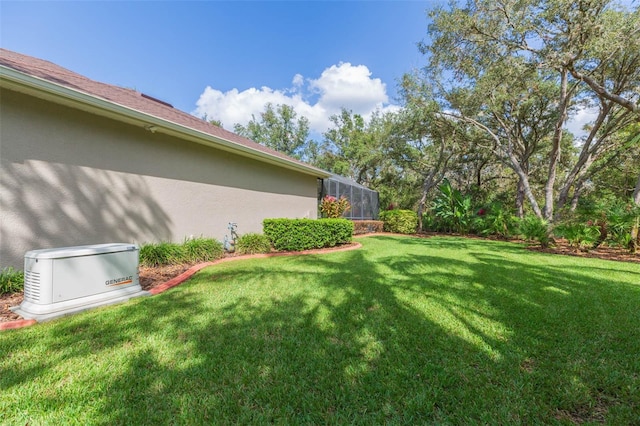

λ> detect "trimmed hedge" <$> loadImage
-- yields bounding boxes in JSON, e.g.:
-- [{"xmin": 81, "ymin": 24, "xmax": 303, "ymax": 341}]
[
  {"xmin": 352, "ymin": 220, "xmax": 384, "ymax": 235},
  {"xmin": 263, "ymin": 218, "xmax": 354, "ymax": 251},
  {"xmin": 379, "ymin": 209, "xmax": 418, "ymax": 234}
]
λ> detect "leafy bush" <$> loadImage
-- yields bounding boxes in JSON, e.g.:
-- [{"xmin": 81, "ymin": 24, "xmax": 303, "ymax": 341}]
[
  {"xmin": 568, "ymin": 198, "xmax": 639, "ymax": 251},
  {"xmin": 602, "ymin": 200, "xmax": 639, "ymax": 249},
  {"xmin": 555, "ymin": 222, "xmax": 601, "ymax": 250},
  {"xmin": 379, "ymin": 210, "xmax": 418, "ymax": 234},
  {"xmin": 421, "ymin": 213, "xmax": 437, "ymax": 232},
  {"xmin": 518, "ymin": 215, "xmax": 551, "ymax": 248},
  {"xmin": 236, "ymin": 233, "xmax": 272, "ymax": 255},
  {"xmin": 0, "ymin": 267, "xmax": 24, "ymax": 295},
  {"xmin": 320, "ymin": 195, "xmax": 351, "ymax": 218},
  {"xmin": 139, "ymin": 242, "xmax": 186, "ymax": 267},
  {"xmin": 352, "ymin": 220, "xmax": 384, "ymax": 235},
  {"xmin": 263, "ymin": 218, "xmax": 353, "ymax": 251},
  {"xmin": 183, "ymin": 237, "xmax": 224, "ymax": 262},
  {"xmin": 474, "ymin": 203, "xmax": 518, "ymax": 238},
  {"xmin": 432, "ymin": 179, "xmax": 474, "ymax": 234}
]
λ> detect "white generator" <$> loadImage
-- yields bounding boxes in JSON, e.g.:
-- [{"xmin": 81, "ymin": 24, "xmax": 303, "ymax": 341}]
[{"xmin": 11, "ymin": 243, "xmax": 148, "ymax": 322}]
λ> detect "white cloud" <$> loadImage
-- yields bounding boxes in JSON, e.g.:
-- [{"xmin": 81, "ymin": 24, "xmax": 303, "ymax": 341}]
[
  {"xmin": 565, "ymin": 106, "xmax": 599, "ymax": 140},
  {"xmin": 292, "ymin": 73, "xmax": 304, "ymax": 88},
  {"xmin": 193, "ymin": 62, "xmax": 397, "ymax": 135},
  {"xmin": 310, "ymin": 63, "xmax": 389, "ymax": 113}
]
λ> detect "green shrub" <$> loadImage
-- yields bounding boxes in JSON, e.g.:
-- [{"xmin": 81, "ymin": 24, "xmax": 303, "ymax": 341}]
[
  {"xmin": 263, "ymin": 218, "xmax": 353, "ymax": 251},
  {"xmin": 474, "ymin": 203, "xmax": 518, "ymax": 238},
  {"xmin": 0, "ymin": 267, "xmax": 24, "ymax": 295},
  {"xmin": 602, "ymin": 201, "xmax": 639, "ymax": 249},
  {"xmin": 518, "ymin": 215, "xmax": 551, "ymax": 248},
  {"xmin": 432, "ymin": 179, "xmax": 474, "ymax": 234},
  {"xmin": 183, "ymin": 237, "xmax": 224, "ymax": 262},
  {"xmin": 236, "ymin": 233, "xmax": 272, "ymax": 255},
  {"xmin": 379, "ymin": 210, "xmax": 418, "ymax": 234},
  {"xmin": 139, "ymin": 242, "xmax": 186, "ymax": 267},
  {"xmin": 421, "ymin": 213, "xmax": 435, "ymax": 232},
  {"xmin": 555, "ymin": 222, "xmax": 601, "ymax": 250}
]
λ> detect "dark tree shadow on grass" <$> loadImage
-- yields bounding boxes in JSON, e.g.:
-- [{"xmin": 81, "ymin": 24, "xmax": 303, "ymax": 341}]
[{"xmin": 1, "ymin": 236, "xmax": 639, "ymax": 424}]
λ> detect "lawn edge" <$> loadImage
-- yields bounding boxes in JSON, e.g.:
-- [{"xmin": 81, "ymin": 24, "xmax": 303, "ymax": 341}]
[
  {"xmin": 1, "ymin": 241, "xmax": 363, "ymax": 331},
  {"xmin": 149, "ymin": 241, "xmax": 363, "ymax": 295}
]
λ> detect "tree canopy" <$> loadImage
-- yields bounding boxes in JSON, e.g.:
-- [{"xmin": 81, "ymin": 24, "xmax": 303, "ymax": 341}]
[
  {"xmin": 234, "ymin": 103, "xmax": 311, "ymax": 160},
  {"xmin": 229, "ymin": 0, "xmax": 639, "ymax": 249}
]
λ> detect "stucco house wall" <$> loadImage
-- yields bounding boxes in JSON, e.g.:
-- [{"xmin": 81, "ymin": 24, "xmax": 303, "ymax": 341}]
[{"xmin": 0, "ymin": 52, "xmax": 325, "ymax": 269}]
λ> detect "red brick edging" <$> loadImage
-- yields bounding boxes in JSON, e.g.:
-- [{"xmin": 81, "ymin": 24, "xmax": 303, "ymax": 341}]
[
  {"xmin": 0, "ymin": 319, "xmax": 37, "ymax": 331},
  {"xmin": 1, "ymin": 241, "xmax": 363, "ymax": 330}
]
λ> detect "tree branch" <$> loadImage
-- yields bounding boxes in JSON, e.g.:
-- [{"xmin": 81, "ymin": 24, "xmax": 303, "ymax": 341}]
[{"xmin": 568, "ymin": 65, "xmax": 639, "ymax": 113}]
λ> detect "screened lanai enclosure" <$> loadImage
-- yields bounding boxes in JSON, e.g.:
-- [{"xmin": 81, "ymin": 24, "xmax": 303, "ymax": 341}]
[{"xmin": 319, "ymin": 174, "xmax": 380, "ymax": 220}]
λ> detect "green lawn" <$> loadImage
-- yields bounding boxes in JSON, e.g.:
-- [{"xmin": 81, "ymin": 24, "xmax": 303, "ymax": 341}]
[{"xmin": 2, "ymin": 236, "xmax": 640, "ymax": 424}]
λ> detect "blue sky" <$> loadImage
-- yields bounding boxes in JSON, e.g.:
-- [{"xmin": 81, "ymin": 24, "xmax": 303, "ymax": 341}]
[{"xmin": 1, "ymin": 1, "xmax": 441, "ymax": 134}]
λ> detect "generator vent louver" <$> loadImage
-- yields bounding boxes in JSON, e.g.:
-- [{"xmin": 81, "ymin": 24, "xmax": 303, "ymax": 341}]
[{"xmin": 23, "ymin": 270, "xmax": 41, "ymax": 302}]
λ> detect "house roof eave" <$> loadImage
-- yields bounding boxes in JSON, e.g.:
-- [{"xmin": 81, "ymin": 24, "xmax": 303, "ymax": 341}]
[{"xmin": 0, "ymin": 65, "xmax": 331, "ymax": 179}]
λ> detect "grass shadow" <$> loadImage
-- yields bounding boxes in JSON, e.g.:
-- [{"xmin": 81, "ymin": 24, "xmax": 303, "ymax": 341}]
[{"xmin": 1, "ymin": 235, "xmax": 639, "ymax": 423}]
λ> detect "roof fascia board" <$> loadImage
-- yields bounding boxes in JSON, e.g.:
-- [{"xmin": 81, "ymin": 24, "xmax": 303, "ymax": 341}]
[{"xmin": 0, "ymin": 65, "xmax": 330, "ymax": 178}]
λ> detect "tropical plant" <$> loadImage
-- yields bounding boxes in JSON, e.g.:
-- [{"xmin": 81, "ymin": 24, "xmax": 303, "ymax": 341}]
[
  {"xmin": 320, "ymin": 195, "xmax": 351, "ymax": 218},
  {"xmin": 603, "ymin": 200, "xmax": 640, "ymax": 250},
  {"xmin": 432, "ymin": 179, "xmax": 474, "ymax": 234},
  {"xmin": 555, "ymin": 222, "xmax": 601, "ymax": 251},
  {"xmin": 518, "ymin": 215, "xmax": 551, "ymax": 248},
  {"xmin": 474, "ymin": 203, "xmax": 518, "ymax": 238}
]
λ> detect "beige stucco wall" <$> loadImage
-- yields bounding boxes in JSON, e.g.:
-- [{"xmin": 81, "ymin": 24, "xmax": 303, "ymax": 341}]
[{"xmin": 0, "ymin": 90, "xmax": 319, "ymax": 269}]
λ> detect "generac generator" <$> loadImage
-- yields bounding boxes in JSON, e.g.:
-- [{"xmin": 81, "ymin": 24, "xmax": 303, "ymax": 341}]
[{"xmin": 11, "ymin": 243, "xmax": 148, "ymax": 322}]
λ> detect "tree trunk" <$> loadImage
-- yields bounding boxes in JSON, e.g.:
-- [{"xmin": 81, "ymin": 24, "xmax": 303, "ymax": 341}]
[
  {"xmin": 543, "ymin": 69, "xmax": 570, "ymax": 221},
  {"xmin": 417, "ymin": 194, "xmax": 427, "ymax": 232},
  {"xmin": 417, "ymin": 135, "xmax": 453, "ymax": 232},
  {"xmin": 569, "ymin": 179, "xmax": 585, "ymax": 213},
  {"xmin": 515, "ymin": 178, "xmax": 525, "ymax": 218},
  {"xmin": 508, "ymin": 151, "xmax": 543, "ymax": 218},
  {"xmin": 475, "ymin": 158, "xmax": 488, "ymax": 189},
  {"xmin": 555, "ymin": 104, "xmax": 610, "ymax": 216},
  {"xmin": 417, "ymin": 173, "xmax": 443, "ymax": 232},
  {"xmin": 442, "ymin": 112, "xmax": 543, "ymax": 217},
  {"xmin": 630, "ymin": 173, "xmax": 640, "ymax": 253}
]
